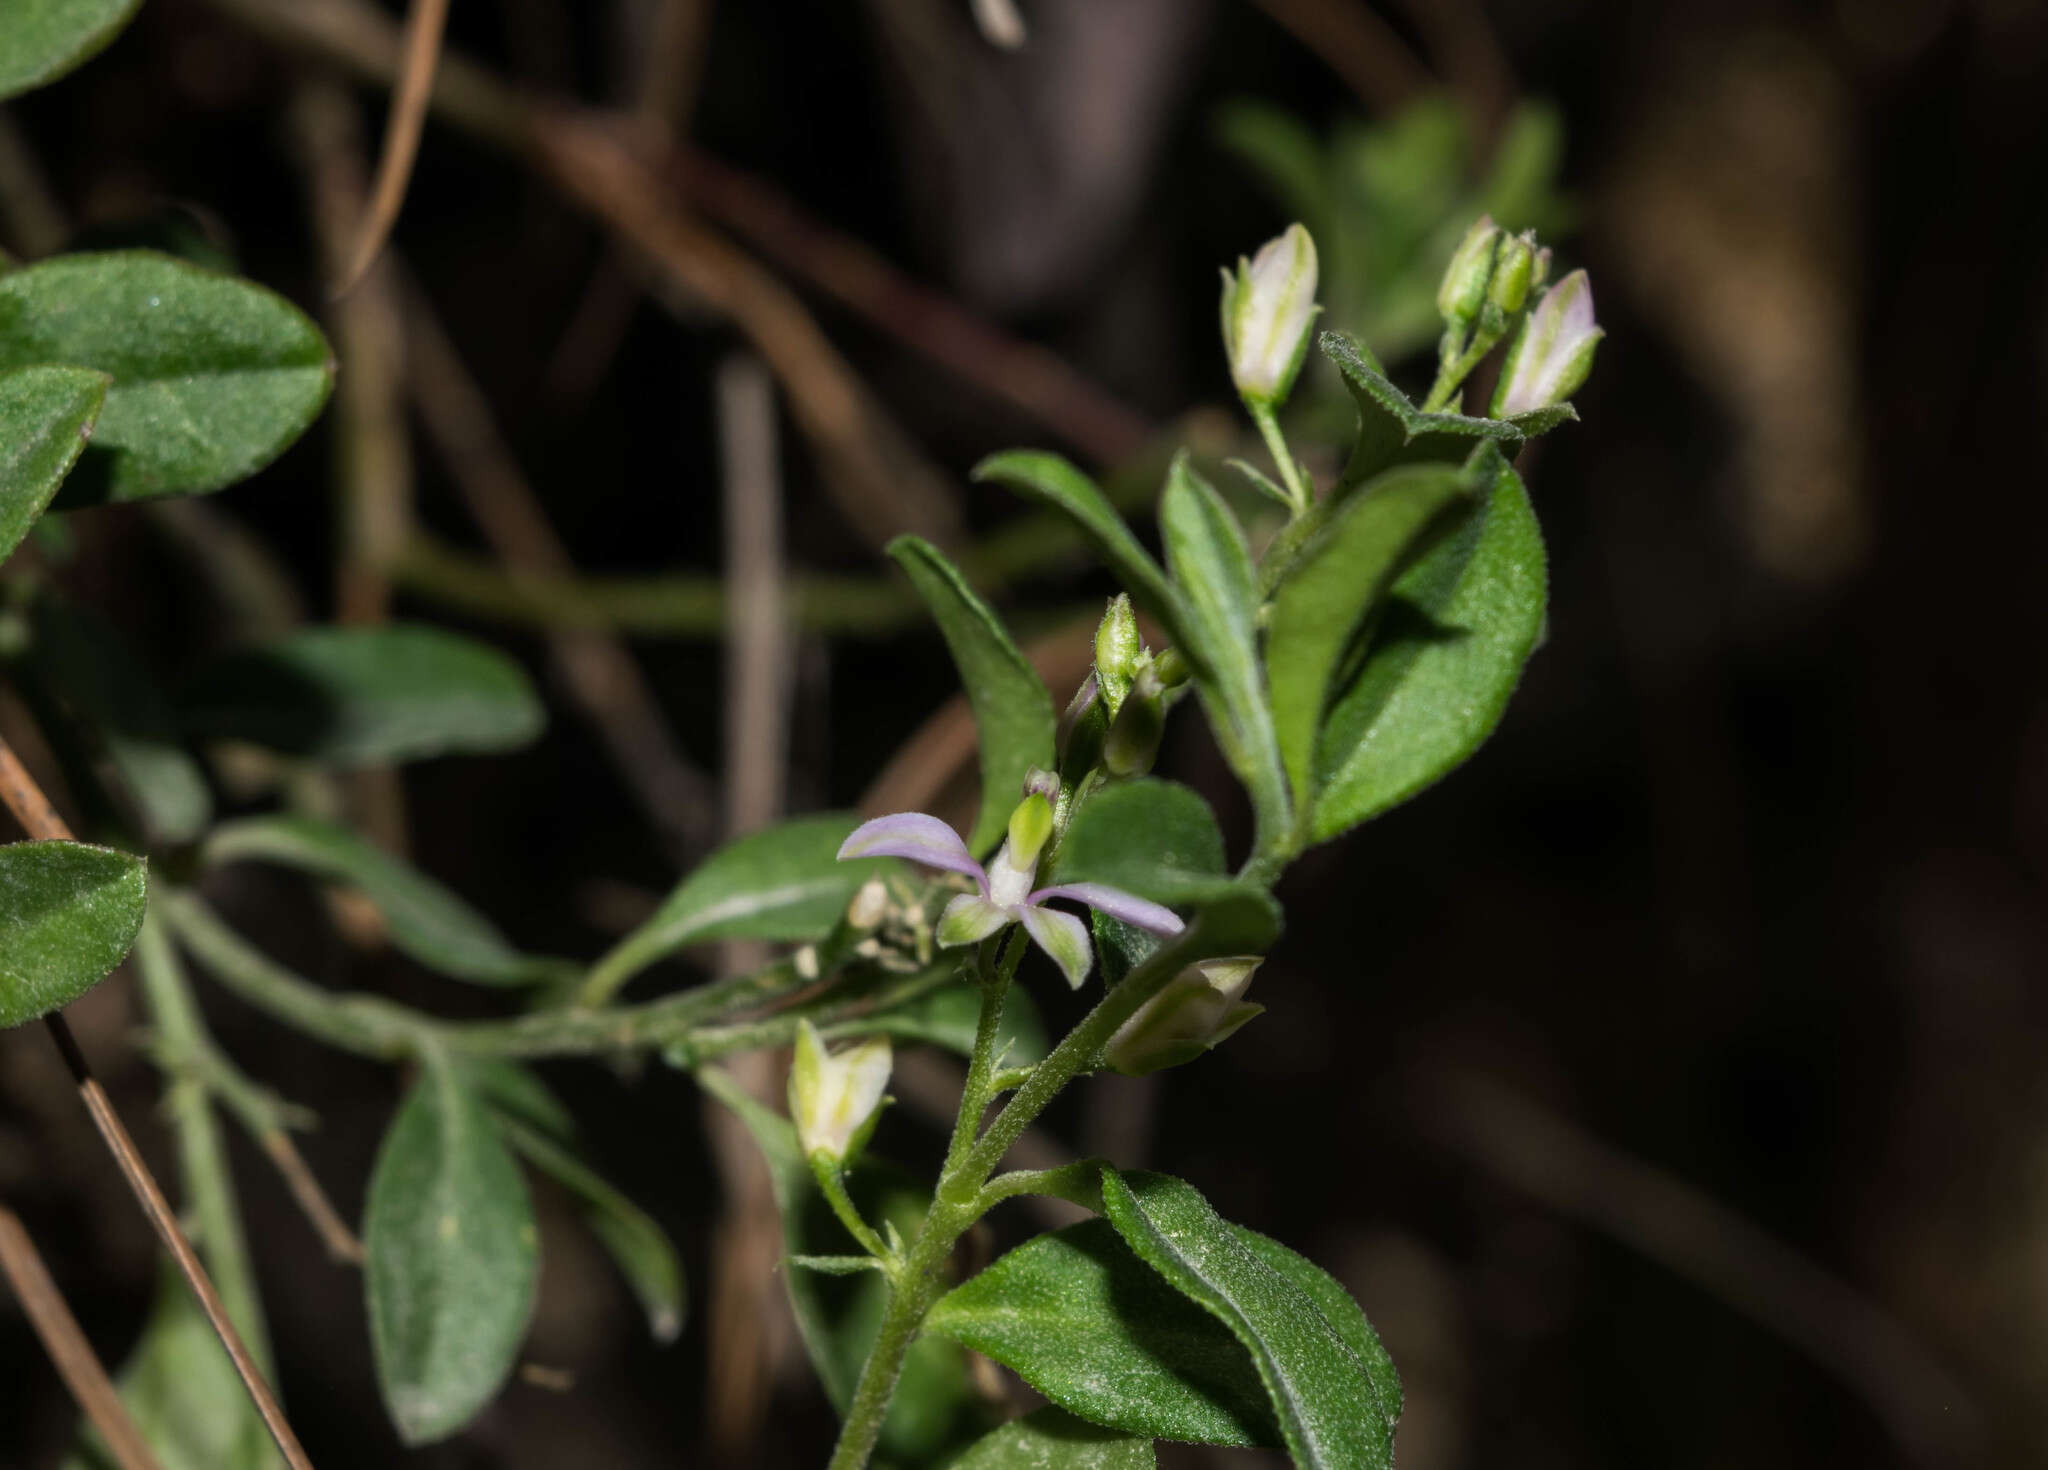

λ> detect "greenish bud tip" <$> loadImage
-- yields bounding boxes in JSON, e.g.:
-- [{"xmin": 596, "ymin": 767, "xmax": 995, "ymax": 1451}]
[
  {"xmin": 1437, "ymin": 215, "xmax": 1502, "ymax": 331},
  {"xmin": 1093, "ymin": 594, "xmax": 1143, "ymax": 715},
  {"xmin": 1005, "ymin": 792, "xmax": 1055, "ymax": 869}
]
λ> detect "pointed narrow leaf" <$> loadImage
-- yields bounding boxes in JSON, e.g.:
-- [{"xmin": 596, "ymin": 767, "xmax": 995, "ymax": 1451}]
[
  {"xmin": 0, "ymin": 252, "xmax": 332, "ymax": 502},
  {"xmin": 0, "ymin": 0, "xmax": 144, "ymax": 100},
  {"xmin": 596, "ymin": 812, "xmax": 890, "ymax": 988},
  {"xmin": 364, "ymin": 1057, "xmax": 537, "ymax": 1445},
  {"xmin": 925, "ymin": 1218, "xmax": 1277, "ymax": 1447},
  {"xmin": 1266, "ymin": 461, "xmax": 1477, "ymax": 818},
  {"xmin": 972, "ymin": 451, "xmax": 1185, "ymax": 631},
  {"xmin": 1157, "ymin": 457, "xmax": 1289, "ymax": 845},
  {"xmin": 1100, "ymin": 1169, "xmax": 1392, "ymax": 1470},
  {"xmin": 1321, "ymin": 332, "xmax": 1522, "ymax": 491},
  {"xmin": 30, "ymin": 599, "xmax": 212, "ymax": 843},
  {"xmin": 204, "ymin": 815, "xmax": 575, "ymax": 986},
  {"xmin": 177, "ymin": 624, "xmax": 543, "ymax": 766},
  {"xmin": 492, "ymin": 1112, "xmax": 685, "ymax": 1343},
  {"xmin": 1314, "ymin": 448, "xmax": 1546, "ymax": 840},
  {"xmin": 0, "ymin": 840, "xmax": 147, "ymax": 1028},
  {"xmin": 888, "ymin": 536, "xmax": 1057, "ymax": 854},
  {"xmin": 952, "ymin": 1407, "xmax": 1155, "ymax": 1468},
  {"xmin": 1050, "ymin": 779, "xmax": 1224, "ymax": 908},
  {"xmin": 0, "ymin": 365, "xmax": 104, "ymax": 560}
]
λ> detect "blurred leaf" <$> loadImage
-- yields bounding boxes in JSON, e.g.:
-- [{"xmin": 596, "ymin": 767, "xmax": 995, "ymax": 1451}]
[
  {"xmin": 1478, "ymin": 101, "xmax": 1571, "ymax": 235},
  {"xmin": 888, "ymin": 536, "xmax": 1057, "ymax": 855},
  {"xmin": 1100, "ymin": 1169, "xmax": 1393, "ymax": 1470},
  {"xmin": 64, "ymin": 1264, "xmax": 275, "ymax": 1470},
  {"xmin": 1314, "ymin": 447, "xmax": 1545, "ymax": 841},
  {"xmin": 1158, "ymin": 456, "xmax": 1289, "ymax": 844},
  {"xmin": 464, "ymin": 1058, "xmax": 577, "ymax": 1141},
  {"xmin": 1265, "ymin": 462, "xmax": 1477, "ymax": 818},
  {"xmin": 599, "ymin": 812, "xmax": 888, "ymax": 987},
  {"xmin": 0, "ymin": 252, "xmax": 331, "ymax": 503},
  {"xmin": 176, "ymin": 624, "xmax": 543, "ymax": 766},
  {"xmin": 708, "ymin": 1079, "xmax": 989, "ymax": 1461},
  {"xmin": 204, "ymin": 815, "xmax": 575, "ymax": 987},
  {"xmin": 1321, "ymin": 331, "xmax": 1522, "ymax": 488},
  {"xmin": 0, "ymin": 0, "xmax": 144, "ymax": 101},
  {"xmin": 951, "ymin": 1407, "xmax": 1155, "ymax": 1468},
  {"xmin": 1052, "ymin": 779, "xmax": 1224, "ymax": 907},
  {"xmin": 1213, "ymin": 101, "xmax": 1328, "ymax": 237},
  {"xmin": 30, "ymin": 599, "xmax": 211, "ymax": 843},
  {"xmin": 364, "ymin": 1055, "xmax": 537, "ymax": 1446},
  {"xmin": 0, "ymin": 365, "xmax": 104, "ymax": 560},
  {"xmin": 859, "ymin": 977, "xmax": 1046, "ymax": 1064},
  {"xmin": 926, "ymin": 1218, "xmax": 1277, "ymax": 1447},
  {"xmin": 1233, "ymin": 1230, "xmax": 1400, "ymax": 1434},
  {"xmin": 0, "ymin": 839, "xmax": 147, "ymax": 1028},
  {"xmin": 492, "ymin": 1111, "xmax": 684, "ymax": 1343},
  {"xmin": 66, "ymin": 205, "xmax": 239, "ymax": 273}
]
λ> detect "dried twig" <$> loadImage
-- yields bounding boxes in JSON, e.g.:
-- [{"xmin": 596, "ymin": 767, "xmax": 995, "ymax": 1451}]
[
  {"xmin": 0, "ymin": 1206, "xmax": 163, "ymax": 1470},
  {"xmin": 331, "ymin": 0, "xmax": 450, "ymax": 294},
  {"xmin": 0, "ymin": 736, "xmax": 318, "ymax": 1470}
]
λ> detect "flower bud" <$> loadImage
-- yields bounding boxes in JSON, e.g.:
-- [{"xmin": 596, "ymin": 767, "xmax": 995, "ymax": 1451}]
[
  {"xmin": 1057, "ymin": 673, "xmax": 1106, "ymax": 776},
  {"xmin": 790, "ymin": 1020, "xmax": 891, "ymax": 1163},
  {"xmin": 1102, "ymin": 666, "xmax": 1165, "ymax": 778},
  {"xmin": 845, "ymin": 877, "xmax": 889, "ymax": 933},
  {"xmin": 1104, "ymin": 957, "xmax": 1264, "ymax": 1076},
  {"xmin": 1021, "ymin": 766, "xmax": 1061, "ymax": 805},
  {"xmin": 1093, "ymin": 595, "xmax": 1142, "ymax": 715},
  {"xmin": 1489, "ymin": 231, "xmax": 1537, "ymax": 315},
  {"xmin": 1491, "ymin": 269, "xmax": 1603, "ymax": 418},
  {"xmin": 1437, "ymin": 215, "xmax": 1501, "ymax": 333},
  {"xmin": 1220, "ymin": 223, "xmax": 1320, "ymax": 406}
]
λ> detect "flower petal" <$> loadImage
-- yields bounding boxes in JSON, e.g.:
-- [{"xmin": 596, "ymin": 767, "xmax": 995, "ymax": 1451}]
[
  {"xmin": 936, "ymin": 893, "xmax": 1011, "ymax": 948},
  {"xmin": 838, "ymin": 813, "xmax": 987, "ymax": 891},
  {"xmin": 1029, "ymin": 882, "xmax": 1184, "ymax": 938},
  {"xmin": 1020, "ymin": 903, "xmax": 1094, "ymax": 990}
]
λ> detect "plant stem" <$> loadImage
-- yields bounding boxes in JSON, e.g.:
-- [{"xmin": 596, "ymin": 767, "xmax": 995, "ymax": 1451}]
[
  {"xmin": 811, "ymin": 1159, "xmax": 894, "ymax": 1266},
  {"xmin": 1248, "ymin": 400, "xmax": 1309, "ymax": 514}
]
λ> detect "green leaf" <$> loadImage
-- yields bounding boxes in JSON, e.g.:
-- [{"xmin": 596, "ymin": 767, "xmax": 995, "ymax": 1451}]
[
  {"xmin": 971, "ymin": 451, "xmax": 1185, "ymax": 634},
  {"xmin": 1101, "ymin": 1169, "xmax": 1393, "ymax": 1470},
  {"xmin": 30, "ymin": 599, "xmax": 212, "ymax": 844},
  {"xmin": 888, "ymin": 536, "xmax": 1057, "ymax": 854},
  {"xmin": 0, "ymin": 252, "xmax": 331, "ymax": 503},
  {"xmin": 176, "ymin": 624, "xmax": 544, "ymax": 766},
  {"xmin": 951, "ymin": 1407, "xmax": 1155, "ymax": 1469},
  {"xmin": 925, "ymin": 1218, "xmax": 1278, "ymax": 1447},
  {"xmin": 1233, "ymin": 1230, "xmax": 1400, "ymax": 1434},
  {"xmin": 1052, "ymin": 779, "xmax": 1224, "ymax": 907},
  {"xmin": 1321, "ymin": 330, "xmax": 1522, "ymax": 489},
  {"xmin": 0, "ymin": 0, "xmax": 144, "ymax": 101},
  {"xmin": 64, "ymin": 1265, "xmax": 276, "ymax": 1470},
  {"xmin": 1214, "ymin": 101, "xmax": 1330, "ymax": 239},
  {"xmin": 364, "ymin": 1056, "xmax": 538, "ymax": 1446},
  {"xmin": 597, "ymin": 812, "xmax": 889, "ymax": 989},
  {"xmin": 491, "ymin": 1111, "xmax": 685, "ymax": 1343},
  {"xmin": 857, "ymin": 977, "xmax": 1046, "ymax": 1064},
  {"xmin": 1313, "ymin": 447, "xmax": 1546, "ymax": 841},
  {"xmin": 1157, "ymin": 456, "xmax": 1289, "ymax": 847},
  {"xmin": 705, "ymin": 1077, "xmax": 989, "ymax": 1461},
  {"xmin": 204, "ymin": 815, "xmax": 575, "ymax": 987},
  {"xmin": 0, "ymin": 840, "xmax": 147, "ymax": 1028},
  {"xmin": 1266, "ymin": 461, "xmax": 1477, "ymax": 821},
  {"xmin": 0, "ymin": 365, "xmax": 104, "ymax": 560}
]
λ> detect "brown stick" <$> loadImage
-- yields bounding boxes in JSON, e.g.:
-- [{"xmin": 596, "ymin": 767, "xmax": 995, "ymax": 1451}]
[
  {"xmin": 259, "ymin": 1128, "xmax": 366, "ymax": 1266},
  {"xmin": 331, "ymin": 0, "xmax": 450, "ymax": 294},
  {"xmin": 0, "ymin": 1206, "xmax": 163, "ymax": 1470},
  {"xmin": 0, "ymin": 736, "xmax": 318, "ymax": 1470}
]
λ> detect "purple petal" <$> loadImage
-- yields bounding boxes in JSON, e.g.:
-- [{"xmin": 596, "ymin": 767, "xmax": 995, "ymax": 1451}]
[
  {"xmin": 1020, "ymin": 904, "xmax": 1094, "ymax": 989},
  {"xmin": 1030, "ymin": 882, "xmax": 1184, "ymax": 938},
  {"xmin": 838, "ymin": 813, "xmax": 987, "ymax": 891}
]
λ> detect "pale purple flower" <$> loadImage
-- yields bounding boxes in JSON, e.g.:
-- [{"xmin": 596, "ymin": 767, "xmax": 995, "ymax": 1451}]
[
  {"xmin": 837, "ymin": 809, "xmax": 1182, "ymax": 989},
  {"xmin": 1492, "ymin": 269, "xmax": 1603, "ymax": 418}
]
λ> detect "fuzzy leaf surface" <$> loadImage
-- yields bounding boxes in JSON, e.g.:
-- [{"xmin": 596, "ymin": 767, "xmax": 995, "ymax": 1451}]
[
  {"xmin": 0, "ymin": 0, "xmax": 144, "ymax": 100},
  {"xmin": 0, "ymin": 839, "xmax": 146, "ymax": 1028},
  {"xmin": 0, "ymin": 365, "xmax": 104, "ymax": 559},
  {"xmin": 951, "ymin": 1407, "xmax": 1155, "ymax": 1468}
]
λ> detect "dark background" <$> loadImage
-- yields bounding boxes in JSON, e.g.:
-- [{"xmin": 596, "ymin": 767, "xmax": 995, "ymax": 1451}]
[{"xmin": 3, "ymin": 0, "xmax": 2045, "ymax": 1466}]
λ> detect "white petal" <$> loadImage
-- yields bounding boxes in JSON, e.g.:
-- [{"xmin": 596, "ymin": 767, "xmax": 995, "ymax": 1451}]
[{"xmin": 936, "ymin": 893, "xmax": 1011, "ymax": 948}]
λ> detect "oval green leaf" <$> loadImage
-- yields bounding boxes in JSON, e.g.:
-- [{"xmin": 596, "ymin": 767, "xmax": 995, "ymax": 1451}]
[
  {"xmin": 1050, "ymin": 778, "xmax": 1224, "ymax": 907},
  {"xmin": 0, "ymin": 0, "xmax": 144, "ymax": 100},
  {"xmin": 952, "ymin": 1407, "xmax": 1155, "ymax": 1469},
  {"xmin": 1265, "ymin": 460, "xmax": 1477, "ymax": 820},
  {"xmin": 1100, "ymin": 1168, "xmax": 1393, "ymax": 1470},
  {"xmin": 364, "ymin": 1057, "xmax": 538, "ymax": 1446},
  {"xmin": 176, "ymin": 624, "xmax": 544, "ymax": 766},
  {"xmin": 888, "ymin": 536, "xmax": 1056, "ymax": 855},
  {"xmin": 204, "ymin": 815, "xmax": 575, "ymax": 986},
  {"xmin": 0, "ymin": 839, "xmax": 147, "ymax": 1028},
  {"xmin": 0, "ymin": 364, "xmax": 104, "ymax": 560},
  {"xmin": 0, "ymin": 252, "xmax": 332, "ymax": 503},
  {"xmin": 1233, "ymin": 1229, "xmax": 1400, "ymax": 1434},
  {"xmin": 1312, "ymin": 448, "xmax": 1546, "ymax": 842},
  {"xmin": 1320, "ymin": 330, "xmax": 1523, "ymax": 488}
]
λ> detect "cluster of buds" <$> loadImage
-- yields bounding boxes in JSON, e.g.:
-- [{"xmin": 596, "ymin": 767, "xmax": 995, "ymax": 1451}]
[
  {"xmin": 1434, "ymin": 214, "xmax": 1602, "ymax": 418},
  {"xmin": 1059, "ymin": 595, "xmax": 1190, "ymax": 782}
]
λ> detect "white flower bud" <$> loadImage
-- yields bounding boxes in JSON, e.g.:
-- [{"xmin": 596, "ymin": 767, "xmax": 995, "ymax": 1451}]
[
  {"xmin": 1104, "ymin": 956, "xmax": 1263, "ymax": 1076},
  {"xmin": 1491, "ymin": 269, "xmax": 1603, "ymax": 418},
  {"xmin": 1220, "ymin": 224, "xmax": 1320, "ymax": 406},
  {"xmin": 789, "ymin": 1020, "xmax": 891, "ymax": 1163},
  {"xmin": 845, "ymin": 877, "xmax": 889, "ymax": 932}
]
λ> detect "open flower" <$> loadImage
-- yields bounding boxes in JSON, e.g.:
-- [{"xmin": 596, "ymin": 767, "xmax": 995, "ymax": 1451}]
[{"xmin": 837, "ymin": 794, "xmax": 1182, "ymax": 989}]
